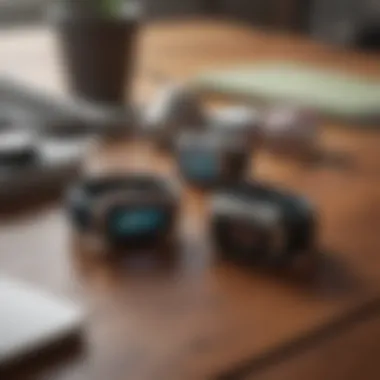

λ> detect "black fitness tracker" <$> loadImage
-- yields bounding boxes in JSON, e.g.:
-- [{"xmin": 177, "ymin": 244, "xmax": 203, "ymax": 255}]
[
  {"xmin": 210, "ymin": 181, "xmax": 316, "ymax": 267},
  {"xmin": 67, "ymin": 173, "xmax": 179, "ymax": 252}
]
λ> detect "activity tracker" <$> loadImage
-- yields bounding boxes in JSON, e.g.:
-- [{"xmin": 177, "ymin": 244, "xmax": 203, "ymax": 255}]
[
  {"xmin": 175, "ymin": 130, "xmax": 251, "ymax": 188},
  {"xmin": 210, "ymin": 181, "xmax": 316, "ymax": 267},
  {"xmin": 67, "ymin": 173, "xmax": 179, "ymax": 252}
]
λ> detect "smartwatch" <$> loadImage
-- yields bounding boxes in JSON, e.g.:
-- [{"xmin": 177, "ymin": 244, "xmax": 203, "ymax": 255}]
[
  {"xmin": 210, "ymin": 181, "xmax": 316, "ymax": 267},
  {"xmin": 175, "ymin": 130, "xmax": 251, "ymax": 188},
  {"xmin": 67, "ymin": 173, "xmax": 179, "ymax": 252}
]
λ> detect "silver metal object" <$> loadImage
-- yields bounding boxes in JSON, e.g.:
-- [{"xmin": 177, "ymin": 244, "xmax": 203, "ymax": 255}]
[
  {"xmin": 143, "ymin": 83, "xmax": 206, "ymax": 149},
  {"xmin": 207, "ymin": 105, "xmax": 263, "ymax": 148}
]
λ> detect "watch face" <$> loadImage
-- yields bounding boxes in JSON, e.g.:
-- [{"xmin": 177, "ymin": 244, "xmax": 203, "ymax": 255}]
[
  {"xmin": 212, "ymin": 195, "xmax": 286, "ymax": 265},
  {"xmin": 225, "ymin": 218, "xmax": 272, "ymax": 262},
  {"xmin": 179, "ymin": 150, "xmax": 220, "ymax": 183},
  {"xmin": 106, "ymin": 207, "xmax": 168, "ymax": 247}
]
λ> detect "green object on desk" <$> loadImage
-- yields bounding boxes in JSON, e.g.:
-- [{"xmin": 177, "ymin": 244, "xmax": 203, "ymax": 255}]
[{"xmin": 195, "ymin": 61, "xmax": 380, "ymax": 125}]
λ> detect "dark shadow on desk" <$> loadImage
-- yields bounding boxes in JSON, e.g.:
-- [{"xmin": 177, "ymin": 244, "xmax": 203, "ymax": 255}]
[
  {"xmin": 0, "ymin": 331, "xmax": 85, "ymax": 380},
  {"xmin": 219, "ymin": 249, "xmax": 362, "ymax": 299}
]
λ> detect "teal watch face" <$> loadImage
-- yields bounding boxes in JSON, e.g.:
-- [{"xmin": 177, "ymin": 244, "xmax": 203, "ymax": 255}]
[
  {"xmin": 110, "ymin": 208, "xmax": 166, "ymax": 237},
  {"xmin": 180, "ymin": 151, "xmax": 220, "ymax": 181}
]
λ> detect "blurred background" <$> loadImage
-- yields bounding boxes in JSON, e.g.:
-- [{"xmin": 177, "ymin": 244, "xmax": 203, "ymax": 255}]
[{"xmin": 1, "ymin": 0, "xmax": 379, "ymax": 49}]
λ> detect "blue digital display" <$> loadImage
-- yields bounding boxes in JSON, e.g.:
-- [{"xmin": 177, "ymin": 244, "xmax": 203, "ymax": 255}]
[
  {"xmin": 180, "ymin": 151, "xmax": 219, "ymax": 181},
  {"xmin": 111, "ymin": 209, "xmax": 165, "ymax": 237}
]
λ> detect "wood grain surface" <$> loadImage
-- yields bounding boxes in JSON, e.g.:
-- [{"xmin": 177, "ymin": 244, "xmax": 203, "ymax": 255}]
[
  {"xmin": 1, "ymin": 20, "xmax": 380, "ymax": 380},
  {"xmin": 249, "ymin": 312, "xmax": 380, "ymax": 380}
]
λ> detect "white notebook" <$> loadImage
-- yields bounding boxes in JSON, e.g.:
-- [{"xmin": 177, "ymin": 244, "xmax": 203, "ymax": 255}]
[{"xmin": 0, "ymin": 276, "xmax": 84, "ymax": 367}]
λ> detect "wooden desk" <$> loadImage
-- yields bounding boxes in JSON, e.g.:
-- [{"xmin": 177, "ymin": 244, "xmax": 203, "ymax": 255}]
[{"xmin": 1, "ymin": 20, "xmax": 380, "ymax": 380}]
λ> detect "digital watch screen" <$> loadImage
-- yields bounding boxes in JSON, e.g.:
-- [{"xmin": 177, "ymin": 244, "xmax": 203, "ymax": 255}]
[
  {"xmin": 105, "ymin": 206, "xmax": 170, "ymax": 249},
  {"xmin": 211, "ymin": 182, "xmax": 316, "ymax": 267},
  {"xmin": 178, "ymin": 150, "xmax": 221, "ymax": 184},
  {"xmin": 175, "ymin": 130, "xmax": 250, "ymax": 188},
  {"xmin": 67, "ymin": 174, "xmax": 179, "ymax": 253}
]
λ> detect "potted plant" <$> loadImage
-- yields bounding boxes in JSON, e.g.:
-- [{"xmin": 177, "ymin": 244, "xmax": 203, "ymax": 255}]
[{"xmin": 51, "ymin": 0, "xmax": 141, "ymax": 105}]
